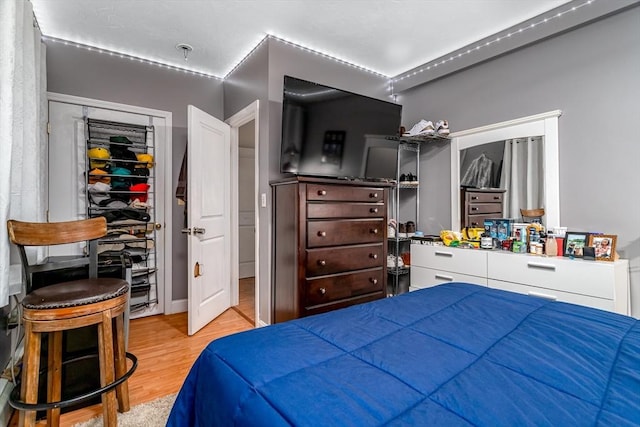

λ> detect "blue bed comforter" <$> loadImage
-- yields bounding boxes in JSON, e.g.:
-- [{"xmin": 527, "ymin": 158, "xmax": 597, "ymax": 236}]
[{"xmin": 167, "ymin": 283, "xmax": 640, "ymax": 426}]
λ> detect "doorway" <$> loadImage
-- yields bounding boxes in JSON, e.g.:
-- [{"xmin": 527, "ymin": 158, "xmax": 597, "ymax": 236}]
[
  {"xmin": 235, "ymin": 120, "xmax": 256, "ymax": 323},
  {"xmin": 226, "ymin": 101, "xmax": 260, "ymax": 327}
]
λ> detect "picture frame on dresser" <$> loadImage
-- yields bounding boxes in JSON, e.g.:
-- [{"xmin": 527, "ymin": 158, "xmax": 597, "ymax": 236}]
[
  {"xmin": 589, "ymin": 234, "xmax": 617, "ymax": 262},
  {"xmin": 563, "ymin": 231, "xmax": 590, "ymax": 258}
]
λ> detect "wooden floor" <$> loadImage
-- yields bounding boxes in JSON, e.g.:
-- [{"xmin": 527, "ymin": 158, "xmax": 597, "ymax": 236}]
[{"xmin": 9, "ymin": 278, "xmax": 255, "ymax": 426}]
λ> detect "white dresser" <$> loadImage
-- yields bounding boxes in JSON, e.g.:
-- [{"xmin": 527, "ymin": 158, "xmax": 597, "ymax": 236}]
[{"xmin": 410, "ymin": 244, "xmax": 630, "ymax": 316}]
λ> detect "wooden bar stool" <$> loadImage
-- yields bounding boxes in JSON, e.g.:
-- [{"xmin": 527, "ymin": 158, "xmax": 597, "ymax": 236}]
[{"xmin": 7, "ymin": 217, "xmax": 137, "ymax": 427}]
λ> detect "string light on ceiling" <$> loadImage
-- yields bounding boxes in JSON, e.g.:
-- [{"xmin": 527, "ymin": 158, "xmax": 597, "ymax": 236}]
[
  {"xmin": 392, "ymin": 0, "xmax": 596, "ymax": 83},
  {"xmin": 39, "ymin": 0, "xmax": 596, "ymax": 86},
  {"xmin": 41, "ymin": 35, "xmax": 220, "ymax": 79}
]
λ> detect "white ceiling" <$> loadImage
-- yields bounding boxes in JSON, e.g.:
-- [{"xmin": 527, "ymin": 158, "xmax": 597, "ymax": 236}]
[{"xmin": 31, "ymin": 0, "xmax": 575, "ymax": 79}]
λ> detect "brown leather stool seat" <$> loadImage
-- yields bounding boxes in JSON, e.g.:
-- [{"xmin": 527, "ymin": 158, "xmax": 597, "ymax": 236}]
[
  {"xmin": 22, "ymin": 278, "xmax": 128, "ymax": 309},
  {"xmin": 7, "ymin": 218, "xmax": 137, "ymax": 427}
]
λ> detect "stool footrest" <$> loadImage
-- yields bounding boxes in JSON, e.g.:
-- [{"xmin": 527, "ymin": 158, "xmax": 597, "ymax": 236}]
[{"xmin": 8, "ymin": 352, "xmax": 137, "ymax": 411}]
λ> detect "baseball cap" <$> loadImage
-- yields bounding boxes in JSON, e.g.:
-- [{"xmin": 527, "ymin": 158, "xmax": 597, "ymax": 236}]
[
  {"xmin": 88, "ymin": 168, "xmax": 110, "ymax": 184},
  {"xmin": 135, "ymin": 153, "xmax": 154, "ymax": 169},
  {"xmin": 88, "ymin": 147, "xmax": 110, "ymax": 168},
  {"xmin": 130, "ymin": 183, "xmax": 150, "ymax": 202}
]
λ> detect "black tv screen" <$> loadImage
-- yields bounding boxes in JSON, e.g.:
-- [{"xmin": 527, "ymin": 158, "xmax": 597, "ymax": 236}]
[{"xmin": 280, "ymin": 76, "xmax": 402, "ymax": 180}]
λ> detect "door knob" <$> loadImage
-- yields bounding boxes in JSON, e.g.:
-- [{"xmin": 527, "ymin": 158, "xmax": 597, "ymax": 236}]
[
  {"xmin": 193, "ymin": 227, "xmax": 206, "ymax": 235},
  {"xmin": 181, "ymin": 228, "xmax": 191, "ymax": 235}
]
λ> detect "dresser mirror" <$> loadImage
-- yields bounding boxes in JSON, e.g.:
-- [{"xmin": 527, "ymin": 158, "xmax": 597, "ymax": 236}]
[{"xmin": 450, "ymin": 111, "xmax": 561, "ymax": 231}]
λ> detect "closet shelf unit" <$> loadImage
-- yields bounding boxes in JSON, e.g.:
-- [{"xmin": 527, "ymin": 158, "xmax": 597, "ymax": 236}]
[
  {"xmin": 85, "ymin": 118, "xmax": 158, "ymax": 315},
  {"xmin": 386, "ymin": 133, "xmax": 450, "ymax": 295}
]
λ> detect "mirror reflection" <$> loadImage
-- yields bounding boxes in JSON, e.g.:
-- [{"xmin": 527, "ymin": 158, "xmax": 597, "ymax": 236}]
[{"xmin": 460, "ymin": 136, "xmax": 544, "ymax": 220}]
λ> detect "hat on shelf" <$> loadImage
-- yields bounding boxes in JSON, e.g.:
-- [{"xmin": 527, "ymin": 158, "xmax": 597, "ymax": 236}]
[
  {"xmin": 109, "ymin": 136, "xmax": 132, "ymax": 145},
  {"xmin": 88, "ymin": 168, "xmax": 110, "ymax": 184},
  {"xmin": 88, "ymin": 182, "xmax": 111, "ymax": 193},
  {"xmin": 129, "ymin": 183, "xmax": 150, "ymax": 202},
  {"xmin": 111, "ymin": 167, "xmax": 132, "ymax": 190},
  {"xmin": 88, "ymin": 147, "xmax": 110, "ymax": 168},
  {"xmin": 135, "ymin": 153, "xmax": 154, "ymax": 169}
]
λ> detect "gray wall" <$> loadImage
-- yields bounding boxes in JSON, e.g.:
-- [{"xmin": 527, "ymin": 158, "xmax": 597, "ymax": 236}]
[
  {"xmin": 46, "ymin": 42, "xmax": 225, "ymax": 302},
  {"xmin": 224, "ymin": 38, "xmax": 393, "ymax": 324},
  {"xmin": 399, "ymin": 7, "xmax": 640, "ymax": 316},
  {"xmin": 224, "ymin": 41, "xmax": 270, "ymax": 323}
]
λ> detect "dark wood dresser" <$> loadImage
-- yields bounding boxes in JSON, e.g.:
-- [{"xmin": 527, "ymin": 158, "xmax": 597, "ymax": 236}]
[
  {"xmin": 272, "ymin": 176, "xmax": 390, "ymax": 323},
  {"xmin": 460, "ymin": 188, "xmax": 506, "ymax": 228}
]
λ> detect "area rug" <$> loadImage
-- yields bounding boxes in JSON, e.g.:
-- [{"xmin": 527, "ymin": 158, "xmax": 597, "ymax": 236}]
[{"xmin": 73, "ymin": 393, "xmax": 176, "ymax": 427}]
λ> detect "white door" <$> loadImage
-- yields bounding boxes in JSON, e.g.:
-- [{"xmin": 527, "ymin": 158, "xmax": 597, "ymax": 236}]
[
  {"xmin": 187, "ymin": 105, "xmax": 232, "ymax": 335},
  {"xmin": 47, "ymin": 97, "xmax": 169, "ymax": 319}
]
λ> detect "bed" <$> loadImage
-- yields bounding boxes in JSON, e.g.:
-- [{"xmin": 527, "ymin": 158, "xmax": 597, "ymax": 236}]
[{"xmin": 167, "ymin": 282, "xmax": 640, "ymax": 426}]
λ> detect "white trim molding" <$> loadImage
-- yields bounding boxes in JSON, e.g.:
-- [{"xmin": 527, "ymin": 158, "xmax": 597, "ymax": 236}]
[{"xmin": 451, "ymin": 110, "xmax": 562, "ymax": 230}]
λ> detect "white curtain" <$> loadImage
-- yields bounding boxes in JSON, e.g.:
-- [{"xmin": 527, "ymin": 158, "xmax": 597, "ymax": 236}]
[
  {"xmin": 501, "ymin": 137, "xmax": 544, "ymax": 219},
  {"xmin": 0, "ymin": 0, "xmax": 48, "ymax": 307}
]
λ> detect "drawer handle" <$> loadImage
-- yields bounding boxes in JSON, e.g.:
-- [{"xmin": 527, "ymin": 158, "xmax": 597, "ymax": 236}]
[
  {"xmin": 370, "ymin": 207, "xmax": 379, "ymax": 213},
  {"xmin": 493, "ymin": 196, "xmax": 500, "ymax": 200},
  {"xmin": 435, "ymin": 274, "xmax": 454, "ymax": 281},
  {"xmin": 527, "ymin": 291, "xmax": 557, "ymax": 301},
  {"xmin": 370, "ymin": 228, "xmax": 378, "ymax": 234},
  {"xmin": 435, "ymin": 251, "xmax": 453, "ymax": 257},
  {"xmin": 527, "ymin": 262, "xmax": 556, "ymax": 271},
  {"xmin": 471, "ymin": 222, "xmax": 479, "ymax": 226},
  {"xmin": 369, "ymin": 253, "xmax": 378, "ymax": 259},
  {"xmin": 317, "ymin": 260, "xmax": 326, "ymax": 266},
  {"xmin": 369, "ymin": 192, "xmax": 378, "ymax": 198},
  {"xmin": 317, "ymin": 231, "xmax": 326, "ymax": 237},
  {"xmin": 471, "ymin": 207, "xmax": 478, "ymax": 211},
  {"xmin": 319, "ymin": 287, "xmax": 326, "ymax": 295},
  {"xmin": 471, "ymin": 196, "xmax": 478, "ymax": 200},
  {"xmin": 369, "ymin": 278, "xmax": 378, "ymax": 285},
  {"xmin": 317, "ymin": 190, "xmax": 327, "ymax": 196}
]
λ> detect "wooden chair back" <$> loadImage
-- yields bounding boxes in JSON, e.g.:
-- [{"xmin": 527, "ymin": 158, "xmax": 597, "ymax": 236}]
[
  {"xmin": 520, "ymin": 208, "xmax": 545, "ymax": 223},
  {"xmin": 7, "ymin": 217, "xmax": 108, "ymax": 292},
  {"xmin": 7, "ymin": 217, "xmax": 107, "ymax": 247}
]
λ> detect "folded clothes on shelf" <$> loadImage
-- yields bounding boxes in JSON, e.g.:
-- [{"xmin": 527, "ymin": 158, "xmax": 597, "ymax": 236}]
[{"xmin": 101, "ymin": 208, "xmax": 150, "ymax": 223}]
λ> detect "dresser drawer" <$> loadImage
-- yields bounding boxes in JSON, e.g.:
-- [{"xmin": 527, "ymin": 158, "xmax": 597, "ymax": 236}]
[
  {"xmin": 487, "ymin": 252, "xmax": 616, "ymax": 300},
  {"xmin": 306, "ymin": 244, "xmax": 383, "ymax": 276},
  {"xmin": 411, "ymin": 266, "xmax": 487, "ymax": 290},
  {"xmin": 466, "ymin": 191, "xmax": 504, "ymax": 203},
  {"xmin": 305, "ymin": 268, "xmax": 384, "ymax": 307},
  {"xmin": 411, "ymin": 245, "xmax": 487, "ymax": 277},
  {"xmin": 307, "ymin": 219, "xmax": 384, "ymax": 248},
  {"xmin": 467, "ymin": 203, "xmax": 502, "ymax": 215},
  {"xmin": 488, "ymin": 279, "xmax": 614, "ymax": 312},
  {"xmin": 307, "ymin": 184, "xmax": 384, "ymax": 202},
  {"xmin": 465, "ymin": 213, "xmax": 503, "ymax": 228},
  {"xmin": 307, "ymin": 202, "xmax": 384, "ymax": 219}
]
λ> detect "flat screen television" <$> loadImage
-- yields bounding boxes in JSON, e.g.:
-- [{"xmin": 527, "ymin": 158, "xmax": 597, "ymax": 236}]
[{"xmin": 280, "ymin": 75, "xmax": 402, "ymax": 181}]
